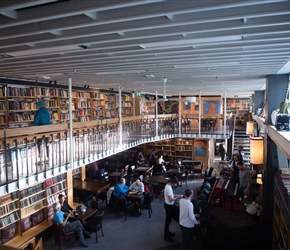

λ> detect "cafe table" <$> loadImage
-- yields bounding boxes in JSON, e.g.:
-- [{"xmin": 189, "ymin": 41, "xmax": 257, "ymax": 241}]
[
  {"xmin": 69, "ymin": 207, "xmax": 98, "ymax": 223},
  {"xmin": 134, "ymin": 166, "xmax": 153, "ymax": 177},
  {"xmin": 73, "ymin": 179, "xmax": 110, "ymax": 200},
  {"xmin": 167, "ymin": 169, "xmax": 187, "ymax": 187},
  {"xmin": 147, "ymin": 176, "xmax": 170, "ymax": 184}
]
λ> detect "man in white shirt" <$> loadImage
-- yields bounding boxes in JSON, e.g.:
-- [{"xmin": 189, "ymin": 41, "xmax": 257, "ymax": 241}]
[
  {"xmin": 129, "ymin": 178, "xmax": 144, "ymax": 193},
  {"xmin": 179, "ymin": 189, "xmax": 200, "ymax": 250},
  {"xmin": 164, "ymin": 179, "xmax": 183, "ymax": 243}
]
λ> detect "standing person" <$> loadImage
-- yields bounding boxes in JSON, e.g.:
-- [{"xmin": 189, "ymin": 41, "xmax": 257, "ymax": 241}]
[
  {"xmin": 234, "ymin": 145, "xmax": 244, "ymax": 162},
  {"xmin": 53, "ymin": 202, "xmax": 89, "ymax": 248},
  {"xmin": 164, "ymin": 179, "xmax": 183, "ymax": 243},
  {"xmin": 218, "ymin": 141, "xmax": 226, "ymax": 161},
  {"xmin": 135, "ymin": 150, "xmax": 145, "ymax": 166},
  {"xmin": 237, "ymin": 161, "xmax": 251, "ymax": 198},
  {"xmin": 34, "ymin": 101, "xmax": 51, "ymax": 163},
  {"xmin": 230, "ymin": 154, "xmax": 241, "ymax": 183},
  {"xmin": 179, "ymin": 189, "xmax": 200, "ymax": 250}
]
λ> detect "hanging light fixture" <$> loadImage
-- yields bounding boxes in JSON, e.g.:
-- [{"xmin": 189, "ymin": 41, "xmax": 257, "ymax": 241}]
[
  {"xmin": 250, "ymin": 137, "xmax": 264, "ymax": 165},
  {"xmin": 246, "ymin": 121, "xmax": 254, "ymax": 136}
]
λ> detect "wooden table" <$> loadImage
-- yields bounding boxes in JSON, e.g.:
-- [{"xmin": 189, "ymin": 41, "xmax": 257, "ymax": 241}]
[
  {"xmin": 125, "ymin": 192, "xmax": 143, "ymax": 200},
  {"xmin": 147, "ymin": 176, "xmax": 170, "ymax": 184},
  {"xmin": 108, "ymin": 172, "xmax": 126, "ymax": 185},
  {"xmin": 110, "ymin": 162, "xmax": 124, "ymax": 172},
  {"xmin": 135, "ymin": 166, "xmax": 153, "ymax": 177},
  {"xmin": 69, "ymin": 207, "xmax": 98, "ymax": 223},
  {"xmin": 167, "ymin": 169, "xmax": 187, "ymax": 187},
  {"xmin": 73, "ymin": 179, "xmax": 110, "ymax": 199}
]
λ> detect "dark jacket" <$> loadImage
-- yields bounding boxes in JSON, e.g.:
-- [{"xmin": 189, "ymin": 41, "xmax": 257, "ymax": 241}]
[{"xmin": 34, "ymin": 107, "xmax": 51, "ymax": 126}]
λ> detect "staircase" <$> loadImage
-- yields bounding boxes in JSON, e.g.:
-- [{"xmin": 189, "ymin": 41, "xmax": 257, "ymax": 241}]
[{"xmin": 234, "ymin": 128, "xmax": 250, "ymax": 166}]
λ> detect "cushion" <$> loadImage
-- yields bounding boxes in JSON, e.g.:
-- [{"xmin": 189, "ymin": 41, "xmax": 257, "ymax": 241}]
[
  {"xmin": 47, "ymin": 204, "xmax": 54, "ymax": 218},
  {"xmin": 31, "ymin": 210, "xmax": 44, "ymax": 227},
  {"xmin": 21, "ymin": 215, "xmax": 32, "ymax": 232},
  {"xmin": 1, "ymin": 222, "xmax": 17, "ymax": 243}
]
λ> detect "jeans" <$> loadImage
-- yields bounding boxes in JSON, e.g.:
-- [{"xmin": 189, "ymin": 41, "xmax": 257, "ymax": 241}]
[
  {"xmin": 180, "ymin": 225, "xmax": 195, "ymax": 250},
  {"xmin": 64, "ymin": 220, "xmax": 86, "ymax": 245},
  {"xmin": 164, "ymin": 203, "xmax": 174, "ymax": 237}
]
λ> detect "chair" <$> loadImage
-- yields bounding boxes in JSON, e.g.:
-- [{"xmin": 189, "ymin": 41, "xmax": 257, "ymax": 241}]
[
  {"xmin": 151, "ymin": 183, "xmax": 164, "ymax": 203},
  {"xmin": 138, "ymin": 192, "xmax": 154, "ymax": 218},
  {"xmin": 224, "ymin": 180, "xmax": 238, "ymax": 210},
  {"xmin": 114, "ymin": 196, "xmax": 135, "ymax": 221},
  {"xmin": 52, "ymin": 222, "xmax": 76, "ymax": 250},
  {"xmin": 84, "ymin": 210, "xmax": 105, "ymax": 243}
]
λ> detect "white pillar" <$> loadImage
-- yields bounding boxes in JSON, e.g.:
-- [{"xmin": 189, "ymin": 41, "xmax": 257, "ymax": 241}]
[
  {"xmin": 224, "ymin": 91, "xmax": 227, "ymax": 137},
  {"xmin": 198, "ymin": 91, "xmax": 201, "ymax": 136},
  {"xmin": 178, "ymin": 92, "xmax": 181, "ymax": 135},
  {"xmin": 68, "ymin": 78, "xmax": 74, "ymax": 169},
  {"xmin": 155, "ymin": 91, "xmax": 158, "ymax": 137}
]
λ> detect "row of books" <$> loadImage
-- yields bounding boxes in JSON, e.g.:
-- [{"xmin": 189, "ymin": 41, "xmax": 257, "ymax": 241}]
[
  {"xmin": 20, "ymin": 192, "xmax": 45, "ymax": 208},
  {"xmin": 78, "ymin": 101, "xmax": 91, "ymax": 107},
  {"xmin": 8, "ymin": 123, "xmax": 30, "ymax": 128},
  {"xmin": 78, "ymin": 116, "xmax": 91, "ymax": 122},
  {"xmin": 0, "ymin": 192, "xmax": 17, "ymax": 205},
  {"xmin": 45, "ymin": 174, "xmax": 66, "ymax": 187},
  {"xmin": 92, "ymin": 100, "xmax": 105, "ymax": 106},
  {"xmin": 19, "ymin": 184, "xmax": 43, "ymax": 199},
  {"xmin": 7, "ymin": 87, "xmax": 36, "ymax": 97},
  {"xmin": 105, "ymin": 94, "xmax": 115, "ymax": 101},
  {"xmin": 92, "ymin": 92, "xmax": 105, "ymax": 99},
  {"xmin": 0, "ymin": 211, "xmax": 19, "ymax": 228},
  {"xmin": 0, "ymin": 201, "xmax": 17, "ymax": 215},
  {"xmin": 8, "ymin": 113, "xmax": 34, "ymax": 122},
  {"xmin": 0, "ymin": 86, "xmax": 6, "ymax": 97},
  {"xmin": 41, "ymin": 99, "xmax": 58, "ymax": 108},
  {"xmin": 0, "ymin": 101, "xmax": 5, "ymax": 110},
  {"xmin": 78, "ymin": 109, "xmax": 91, "ymax": 115},
  {"xmin": 37, "ymin": 87, "xmax": 58, "ymax": 96},
  {"xmin": 8, "ymin": 100, "xmax": 35, "ymax": 110},
  {"xmin": 46, "ymin": 190, "xmax": 67, "ymax": 205},
  {"xmin": 60, "ymin": 113, "xmax": 78, "ymax": 120},
  {"xmin": 175, "ymin": 146, "xmax": 192, "ymax": 151},
  {"xmin": 46, "ymin": 182, "xmax": 67, "ymax": 196}
]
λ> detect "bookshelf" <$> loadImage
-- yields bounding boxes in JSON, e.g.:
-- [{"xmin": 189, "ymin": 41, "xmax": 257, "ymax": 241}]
[
  {"xmin": 77, "ymin": 91, "xmax": 92, "ymax": 122},
  {"xmin": 175, "ymin": 138, "xmax": 193, "ymax": 159},
  {"xmin": 7, "ymin": 85, "xmax": 36, "ymax": 129},
  {"xmin": 45, "ymin": 173, "xmax": 67, "ymax": 206},
  {"xmin": 116, "ymin": 94, "xmax": 133, "ymax": 117},
  {"xmin": 59, "ymin": 88, "xmax": 78, "ymax": 123},
  {"xmin": 36, "ymin": 86, "xmax": 59, "ymax": 125},
  {"xmin": 0, "ymin": 84, "xmax": 7, "ymax": 129},
  {"xmin": 105, "ymin": 93, "xmax": 116, "ymax": 118},
  {"xmin": 92, "ymin": 91, "xmax": 105, "ymax": 120},
  {"xmin": 0, "ymin": 192, "xmax": 19, "ymax": 229},
  {"xmin": 19, "ymin": 183, "xmax": 46, "ymax": 218},
  {"xmin": 140, "ymin": 96, "xmax": 156, "ymax": 115}
]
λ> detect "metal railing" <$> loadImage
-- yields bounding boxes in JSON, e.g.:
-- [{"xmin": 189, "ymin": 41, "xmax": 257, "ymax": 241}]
[{"xmin": 0, "ymin": 115, "xmax": 234, "ymax": 194}]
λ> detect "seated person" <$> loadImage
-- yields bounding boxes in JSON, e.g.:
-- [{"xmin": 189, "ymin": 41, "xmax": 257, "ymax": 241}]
[
  {"xmin": 112, "ymin": 178, "xmax": 129, "ymax": 197},
  {"xmin": 58, "ymin": 194, "xmax": 75, "ymax": 214},
  {"xmin": 135, "ymin": 150, "xmax": 146, "ymax": 166},
  {"xmin": 129, "ymin": 178, "xmax": 145, "ymax": 193},
  {"xmin": 53, "ymin": 202, "xmax": 89, "ymax": 248},
  {"xmin": 87, "ymin": 161, "xmax": 99, "ymax": 180}
]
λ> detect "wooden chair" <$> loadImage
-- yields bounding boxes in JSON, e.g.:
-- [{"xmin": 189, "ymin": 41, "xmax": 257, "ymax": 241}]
[
  {"xmin": 84, "ymin": 210, "xmax": 105, "ymax": 242},
  {"xmin": 52, "ymin": 222, "xmax": 76, "ymax": 250},
  {"xmin": 138, "ymin": 192, "xmax": 154, "ymax": 218},
  {"xmin": 114, "ymin": 196, "xmax": 135, "ymax": 221}
]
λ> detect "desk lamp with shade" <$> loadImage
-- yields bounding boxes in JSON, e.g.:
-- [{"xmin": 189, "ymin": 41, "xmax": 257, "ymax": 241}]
[{"xmin": 250, "ymin": 137, "xmax": 264, "ymax": 184}]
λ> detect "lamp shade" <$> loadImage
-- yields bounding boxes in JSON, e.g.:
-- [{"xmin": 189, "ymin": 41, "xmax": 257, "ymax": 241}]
[
  {"xmin": 250, "ymin": 137, "xmax": 264, "ymax": 165},
  {"xmin": 246, "ymin": 121, "xmax": 254, "ymax": 135}
]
